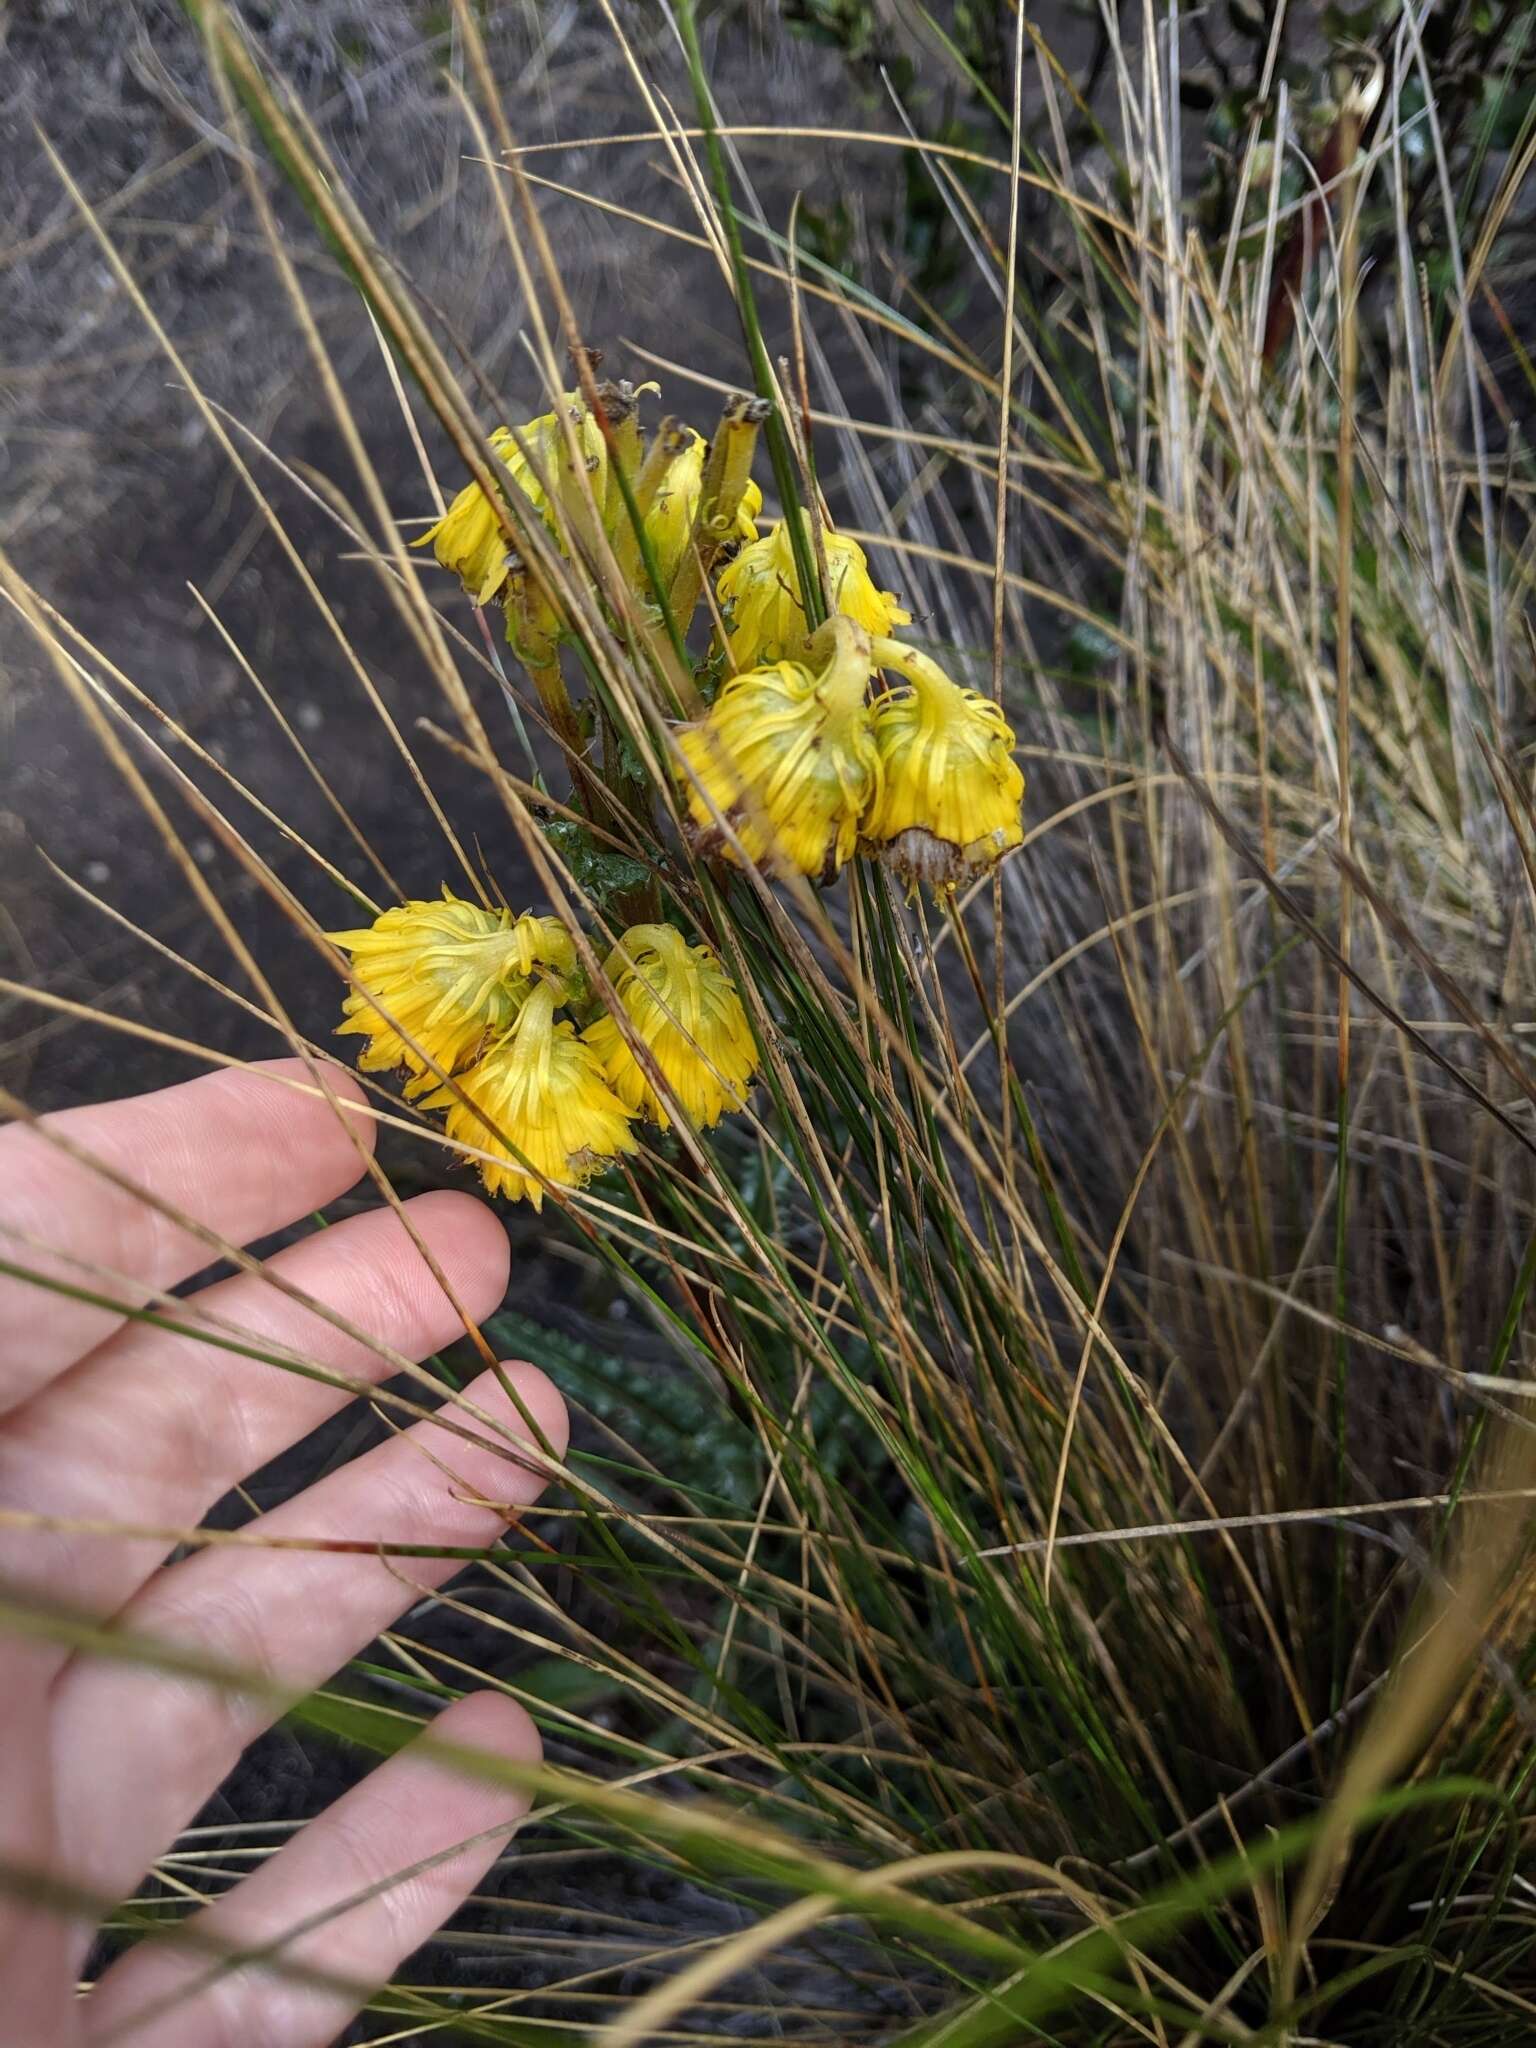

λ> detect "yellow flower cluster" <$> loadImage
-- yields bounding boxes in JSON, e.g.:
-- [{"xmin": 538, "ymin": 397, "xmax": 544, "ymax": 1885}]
[
  {"xmin": 411, "ymin": 370, "xmax": 1022, "ymax": 904},
  {"xmin": 329, "ymin": 894, "xmax": 576, "ymax": 1097},
  {"xmin": 679, "ymin": 580, "xmax": 1025, "ymax": 892},
  {"xmin": 416, "ymin": 384, "xmax": 763, "ymax": 654},
  {"xmin": 716, "ymin": 511, "xmax": 910, "ymax": 668},
  {"xmin": 329, "ymin": 893, "xmax": 757, "ymax": 1208}
]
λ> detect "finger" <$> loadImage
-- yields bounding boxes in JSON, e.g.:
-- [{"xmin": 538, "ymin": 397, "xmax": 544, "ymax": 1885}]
[
  {"xmin": 0, "ymin": 1646, "xmax": 80, "ymax": 2048},
  {"xmin": 0, "ymin": 1059, "xmax": 375, "ymax": 1411},
  {"xmin": 53, "ymin": 1362, "xmax": 567, "ymax": 1916},
  {"xmin": 0, "ymin": 1190, "xmax": 511, "ymax": 1619},
  {"xmin": 82, "ymin": 1689, "xmax": 538, "ymax": 2048}
]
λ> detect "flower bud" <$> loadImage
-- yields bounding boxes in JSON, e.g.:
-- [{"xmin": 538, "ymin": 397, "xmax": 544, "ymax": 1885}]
[{"xmin": 646, "ymin": 429, "xmax": 763, "ymax": 594}]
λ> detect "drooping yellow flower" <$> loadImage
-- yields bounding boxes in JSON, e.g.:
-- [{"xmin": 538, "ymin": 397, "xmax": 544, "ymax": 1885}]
[
  {"xmin": 495, "ymin": 396, "xmax": 608, "ymax": 534},
  {"xmin": 416, "ymin": 428, "xmax": 520, "ymax": 606},
  {"xmin": 861, "ymin": 644, "xmax": 1025, "ymax": 891},
  {"xmin": 416, "ymin": 400, "xmax": 606, "ymax": 605},
  {"xmin": 645, "ymin": 429, "xmax": 763, "ymax": 593},
  {"xmin": 716, "ymin": 512, "xmax": 911, "ymax": 668},
  {"xmin": 328, "ymin": 893, "xmax": 578, "ymax": 1095},
  {"xmin": 583, "ymin": 925, "xmax": 757, "ymax": 1131},
  {"xmin": 428, "ymin": 982, "xmax": 637, "ymax": 1209},
  {"xmin": 676, "ymin": 617, "xmax": 880, "ymax": 881}
]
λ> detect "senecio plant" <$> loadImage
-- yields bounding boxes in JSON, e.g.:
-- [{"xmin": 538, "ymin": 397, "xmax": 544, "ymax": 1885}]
[{"xmin": 329, "ymin": 378, "xmax": 1024, "ymax": 1209}]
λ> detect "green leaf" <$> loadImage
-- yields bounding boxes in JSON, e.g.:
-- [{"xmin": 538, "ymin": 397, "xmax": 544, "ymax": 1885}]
[{"xmin": 541, "ymin": 818, "xmax": 652, "ymax": 913}]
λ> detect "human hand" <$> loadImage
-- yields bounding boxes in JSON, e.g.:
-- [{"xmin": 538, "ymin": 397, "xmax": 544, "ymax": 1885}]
[{"xmin": 0, "ymin": 1058, "xmax": 567, "ymax": 2045}]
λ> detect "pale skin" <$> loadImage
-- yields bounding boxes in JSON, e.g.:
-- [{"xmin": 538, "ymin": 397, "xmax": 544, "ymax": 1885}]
[{"xmin": 0, "ymin": 1058, "xmax": 568, "ymax": 2045}]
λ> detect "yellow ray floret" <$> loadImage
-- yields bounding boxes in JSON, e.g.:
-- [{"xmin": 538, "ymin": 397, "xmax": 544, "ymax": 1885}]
[
  {"xmin": 416, "ymin": 426, "xmax": 519, "ymax": 605},
  {"xmin": 428, "ymin": 983, "xmax": 638, "ymax": 1209},
  {"xmin": 716, "ymin": 511, "xmax": 911, "ymax": 668},
  {"xmin": 583, "ymin": 924, "xmax": 757, "ymax": 1131},
  {"xmin": 676, "ymin": 617, "xmax": 880, "ymax": 881},
  {"xmin": 328, "ymin": 893, "xmax": 578, "ymax": 1095},
  {"xmin": 861, "ymin": 643, "xmax": 1025, "ymax": 891}
]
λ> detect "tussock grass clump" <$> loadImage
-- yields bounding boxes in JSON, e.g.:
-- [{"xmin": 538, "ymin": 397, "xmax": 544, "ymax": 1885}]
[{"xmin": 6, "ymin": 1, "xmax": 1536, "ymax": 2040}]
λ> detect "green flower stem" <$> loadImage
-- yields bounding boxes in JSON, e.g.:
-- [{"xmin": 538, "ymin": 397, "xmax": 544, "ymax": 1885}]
[{"xmin": 870, "ymin": 635, "xmax": 952, "ymax": 697}]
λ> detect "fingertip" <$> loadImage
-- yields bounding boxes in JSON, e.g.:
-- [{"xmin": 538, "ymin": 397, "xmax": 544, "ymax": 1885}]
[
  {"xmin": 194, "ymin": 1057, "xmax": 375, "ymax": 1214},
  {"xmin": 79, "ymin": 1690, "xmax": 544, "ymax": 2044},
  {"xmin": 440, "ymin": 1361, "xmax": 568, "ymax": 1514},
  {"xmin": 251, "ymin": 1053, "xmax": 366, "ymax": 1101},
  {"xmin": 433, "ymin": 1686, "xmax": 543, "ymax": 1771},
  {"xmin": 490, "ymin": 1360, "xmax": 570, "ymax": 1464}
]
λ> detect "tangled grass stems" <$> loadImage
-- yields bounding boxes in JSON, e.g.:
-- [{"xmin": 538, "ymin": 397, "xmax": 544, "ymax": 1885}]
[{"xmin": 5, "ymin": 0, "xmax": 1536, "ymax": 2039}]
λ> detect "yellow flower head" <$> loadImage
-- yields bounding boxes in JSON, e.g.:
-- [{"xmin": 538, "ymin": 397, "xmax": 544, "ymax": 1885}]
[
  {"xmin": 428, "ymin": 982, "xmax": 637, "ymax": 1209},
  {"xmin": 716, "ymin": 511, "xmax": 911, "ymax": 668},
  {"xmin": 329, "ymin": 893, "xmax": 579, "ymax": 1096},
  {"xmin": 415, "ymin": 399, "xmax": 606, "ymax": 606},
  {"xmin": 861, "ymin": 648, "xmax": 1025, "ymax": 892},
  {"xmin": 583, "ymin": 924, "xmax": 757, "ymax": 1131},
  {"xmin": 646, "ymin": 429, "xmax": 763, "ymax": 593},
  {"xmin": 676, "ymin": 617, "xmax": 880, "ymax": 881},
  {"xmin": 495, "ymin": 396, "xmax": 608, "ymax": 533},
  {"xmin": 417, "ymin": 430, "xmax": 519, "ymax": 606}
]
